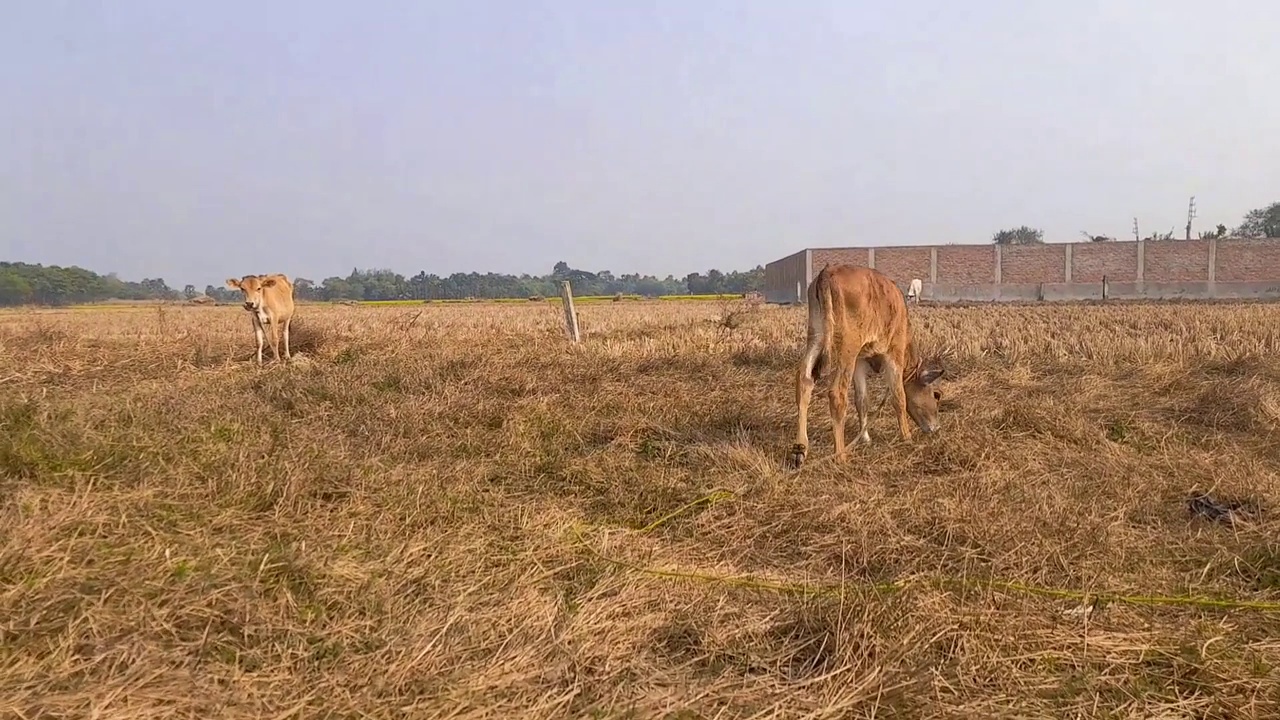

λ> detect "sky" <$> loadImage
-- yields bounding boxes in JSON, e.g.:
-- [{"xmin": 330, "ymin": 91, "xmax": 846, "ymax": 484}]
[{"xmin": 2, "ymin": 1, "xmax": 1278, "ymax": 289}]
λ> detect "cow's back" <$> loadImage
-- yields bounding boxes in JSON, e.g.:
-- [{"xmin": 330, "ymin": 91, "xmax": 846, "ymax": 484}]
[
  {"xmin": 264, "ymin": 274, "xmax": 296, "ymax": 317},
  {"xmin": 824, "ymin": 264, "xmax": 910, "ymax": 349}
]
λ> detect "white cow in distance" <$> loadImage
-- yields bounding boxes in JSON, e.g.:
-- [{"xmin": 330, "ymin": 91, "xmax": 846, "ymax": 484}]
[{"xmin": 905, "ymin": 278, "xmax": 923, "ymax": 304}]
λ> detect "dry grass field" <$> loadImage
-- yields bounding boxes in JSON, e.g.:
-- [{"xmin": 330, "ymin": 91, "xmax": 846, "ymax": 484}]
[{"xmin": 3, "ymin": 298, "xmax": 1280, "ymax": 719}]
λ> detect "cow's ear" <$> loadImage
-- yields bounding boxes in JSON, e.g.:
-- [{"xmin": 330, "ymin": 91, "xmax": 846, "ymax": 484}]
[
  {"xmin": 261, "ymin": 277, "xmax": 277, "ymax": 288},
  {"xmin": 225, "ymin": 278, "xmax": 241, "ymax": 289},
  {"xmin": 918, "ymin": 362, "xmax": 945, "ymax": 385}
]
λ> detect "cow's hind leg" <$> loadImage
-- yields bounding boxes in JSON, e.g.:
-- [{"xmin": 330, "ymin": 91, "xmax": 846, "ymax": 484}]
[
  {"xmin": 787, "ymin": 336, "xmax": 826, "ymax": 469},
  {"xmin": 282, "ymin": 316, "xmax": 292, "ymax": 361},
  {"xmin": 828, "ymin": 363, "xmax": 854, "ymax": 462},
  {"xmin": 852, "ymin": 356, "xmax": 873, "ymax": 445}
]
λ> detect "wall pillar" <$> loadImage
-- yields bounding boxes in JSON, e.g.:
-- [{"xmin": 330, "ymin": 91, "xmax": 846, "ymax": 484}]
[
  {"xmin": 929, "ymin": 247, "xmax": 938, "ymax": 283},
  {"xmin": 1136, "ymin": 240, "xmax": 1145, "ymax": 283},
  {"xmin": 867, "ymin": 247, "xmax": 876, "ymax": 269},
  {"xmin": 1208, "ymin": 238, "xmax": 1217, "ymax": 297},
  {"xmin": 1064, "ymin": 244, "xmax": 1073, "ymax": 283},
  {"xmin": 994, "ymin": 244, "xmax": 1003, "ymax": 284}
]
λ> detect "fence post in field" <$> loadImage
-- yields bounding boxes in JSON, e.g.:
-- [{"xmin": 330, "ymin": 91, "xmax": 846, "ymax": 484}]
[{"xmin": 560, "ymin": 281, "xmax": 581, "ymax": 343}]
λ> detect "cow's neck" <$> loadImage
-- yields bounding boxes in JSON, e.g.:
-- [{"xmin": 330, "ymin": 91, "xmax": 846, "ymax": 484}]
[{"xmin": 902, "ymin": 339, "xmax": 922, "ymax": 378}]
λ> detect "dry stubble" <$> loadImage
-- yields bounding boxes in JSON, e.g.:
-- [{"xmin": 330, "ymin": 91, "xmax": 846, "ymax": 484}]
[{"xmin": 2, "ymin": 299, "xmax": 1280, "ymax": 718}]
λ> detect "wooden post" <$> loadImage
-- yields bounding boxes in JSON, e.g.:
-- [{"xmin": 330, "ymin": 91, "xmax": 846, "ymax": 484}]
[
  {"xmin": 560, "ymin": 281, "xmax": 580, "ymax": 343},
  {"xmin": 1102, "ymin": 275, "xmax": 1109, "ymax": 301}
]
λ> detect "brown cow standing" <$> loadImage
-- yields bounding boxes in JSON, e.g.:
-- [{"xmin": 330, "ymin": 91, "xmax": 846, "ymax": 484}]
[
  {"xmin": 787, "ymin": 264, "xmax": 946, "ymax": 469},
  {"xmin": 226, "ymin": 273, "xmax": 296, "ymax": 365}
]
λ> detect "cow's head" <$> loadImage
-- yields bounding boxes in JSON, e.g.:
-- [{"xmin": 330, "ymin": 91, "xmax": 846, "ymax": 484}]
[
  {"xmin": 225, "ymin": 275, "xmax": 279, "ymax": 312},
  {"xmin": 903, "ymin": 357, "xmax": 947, "ymax": 433}
]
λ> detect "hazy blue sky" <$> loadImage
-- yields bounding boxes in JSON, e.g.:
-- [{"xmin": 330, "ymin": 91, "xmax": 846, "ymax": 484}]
[{"xmin": 3, "ymin": 1, "xmax": 1277, "ymax": 288}]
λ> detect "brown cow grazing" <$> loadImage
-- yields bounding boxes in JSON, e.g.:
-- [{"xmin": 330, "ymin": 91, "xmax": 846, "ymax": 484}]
[
  {"xmin": 787, "ymin": 264, "xmax": 946, "ymax": 469},
  {"xmin": 225, "ymin": 273, "xmax": 296, "ymax": 365}
]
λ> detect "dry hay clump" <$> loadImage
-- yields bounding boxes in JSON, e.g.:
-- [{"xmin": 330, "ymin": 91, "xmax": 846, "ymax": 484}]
[{"xmin": 2, "ymin": 299, "xmax": 1280, "ymax": 717}]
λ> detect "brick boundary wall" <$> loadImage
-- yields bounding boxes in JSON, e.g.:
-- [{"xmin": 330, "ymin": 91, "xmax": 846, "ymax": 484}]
[{"xmin": 764, "ymin": 238, "xmax": 1280, "ymax": 303}]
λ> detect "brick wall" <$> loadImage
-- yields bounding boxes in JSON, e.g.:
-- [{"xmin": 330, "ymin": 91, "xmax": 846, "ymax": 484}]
[
  {"xmin": 1145, "ymin": 239, "xmax": 1209, "ymax": 282},
  {"xmin": 1002, "ymin": 243, "xmax": 1066, "ymax": 283},
  {"xmin": 764, "ymin": 238, "xmax": 1280, "ymax": 300},
  {"xmin": 1215, "ymin": 238, "xmax": 1280, "ymax": 282},
  {"xmin": 874, "ymin": 246, "xmax": 932, "ymax": 283},
  {"xmin": 810, "ymin": 247, "xmax": 870, "ymax": 271},
  {"xmin": 1072, "ymin": 241, "xmax": 1138, "ymax": 282},
  {"xmin": 937, "ymin": 245, "xmax": 996, "ymax": 284}
]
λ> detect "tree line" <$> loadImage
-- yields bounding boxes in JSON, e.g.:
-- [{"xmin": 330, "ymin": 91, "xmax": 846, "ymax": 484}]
[
  {"xmin": 992, "ymin": 200, "xmax": 1280, "ymax": 245},
  {"xmin": 7, "ymin": 200, "xmax": 1276, "ymax": 307},
  {"xmin": 0, "ymin": 260, "xmax": 766, "ymax": 307}
]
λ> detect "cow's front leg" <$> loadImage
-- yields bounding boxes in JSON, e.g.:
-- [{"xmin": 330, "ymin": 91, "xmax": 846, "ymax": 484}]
[
  {"xmin": 253, "ymin": 319, "xmax": 265, "ymax": 366},
  {"xmin": 883, "ymin": 358, "xmax": 913, "ymax": 440},
  {"xmin": 788, "ymin": 362, "xmax": 817, "ymax": 469}
]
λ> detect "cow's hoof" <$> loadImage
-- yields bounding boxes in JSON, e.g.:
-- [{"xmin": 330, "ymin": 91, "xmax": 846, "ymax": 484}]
[{"xmin": 785, "ymin": 444, "xmax": 807, "ymax": 470}]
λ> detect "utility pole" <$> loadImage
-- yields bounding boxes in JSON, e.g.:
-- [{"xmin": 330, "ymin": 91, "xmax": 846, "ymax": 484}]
[
  {"xmin": 1133, "ymin": 218, "xmax": 1140, "ymax": 242},
  {"xmin": 1185, "ymin": 196, "xmax": 1197, "ymax": 240}
]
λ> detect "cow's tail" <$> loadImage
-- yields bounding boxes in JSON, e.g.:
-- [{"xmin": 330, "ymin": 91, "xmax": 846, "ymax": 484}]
[{"xmin": 807, "ymin": 265, "xmax": 837, "ymax": 380}]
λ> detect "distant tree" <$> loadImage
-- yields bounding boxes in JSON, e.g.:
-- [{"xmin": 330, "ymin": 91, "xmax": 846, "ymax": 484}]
[
  {"xmin": 1235, "ymin": 201, "xmax": 1280, "ymax": 238},
  {"xmin": 549, "ymin": 261, "xmax": 599, "ymax": 292},
  {"xmin": 0, "ymin": 272, "xmax": 32, "ymax": 305},
  {"xmin": 992, "ymin": 226, "xmax": 1044, "ymax": 245},
  {"xmin": 204, "ymin": 284, "xmax": 236, "ymax": 303},
  {"xmin": 1080, "ymin": 231, "xmax": 1114, "ymax": 242},
  {"xmin": 684, "ymin": 272, "xmax": 706, "ymax": 295},
  {"xmin": 319, "ymin": 276, "xmax": 357, "ymax": 301},
  {"xmin": 0, "ymin": 262, "xmax": 177, "ymax": 306},
  {"xmin": 293, "ymin": 277, "xmax": 317, "ymax": 301},
  {"xmin": 0, "ymin": 257, "xmax": 766, "ymax": 306},
  {"xmin": 1199, "ymin": 223, "xmax": 1229, "ymax": 240},
  {"xmin": 1144, "ymin": 228, "xmax": 1175, "ymax": 241}
]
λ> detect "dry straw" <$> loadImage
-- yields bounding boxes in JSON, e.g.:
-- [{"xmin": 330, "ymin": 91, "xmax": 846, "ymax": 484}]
[
  {"xmin": 580, "ymin": 488, "xmax": 1280, "ymax": 613},
  {"xmin": 3, "ymin": 299, "xmax": 1280, "ymax": 718}
]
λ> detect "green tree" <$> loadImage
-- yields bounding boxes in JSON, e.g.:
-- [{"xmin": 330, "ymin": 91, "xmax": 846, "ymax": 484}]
[
  {"xmin": 0, "ymin": 271, "xmax": 32, "ymax": 305},
  {"xmin": 992, "ymin": 226, "xmax": 1044, "ymax": 245},
  {"xmin": 0, "ymin": 262, "xmax": 176, "ymax": 306},
  {"xmin": 1199, "ymin": 224, "xmax": 1229, "ymax": 240},
  {"xmin": 1236, "ymin": 202, "xmax": 1280, "ymax": 238}
]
